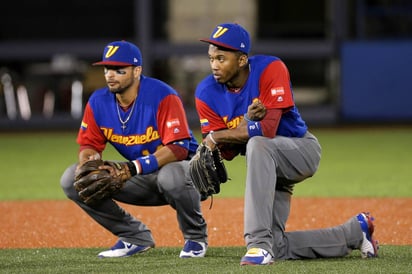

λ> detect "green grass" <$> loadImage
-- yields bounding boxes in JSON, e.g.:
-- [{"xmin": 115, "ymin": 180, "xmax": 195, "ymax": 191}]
[
  {"xmin": 0, "ymin": 127, "xmax": 411, "ymax": 200},
  {"xmin": 1, "ymin": 128, "xmax": 411, "ymax": 272},
  {"xmin": 1, "ymin": 246, "xmax": 411, "ymax": 274},
  {"xmin": 0, "ymin": 132, "xmax": 122, "ymax": 200},
  {"xmin": 217, "ymin": 127, "xmax": 412, "ymax": 198},
  {"xmin": 293, "ymin": 127, "xmax": 412, "ymax": 197}
]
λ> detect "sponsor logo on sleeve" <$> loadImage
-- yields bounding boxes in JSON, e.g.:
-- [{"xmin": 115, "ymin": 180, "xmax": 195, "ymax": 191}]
[
  {"xmin": 271, "ymin": 87, "xmax": 285, "ymax": 96},
  {"xmin": 166, "ymin": 118, "xmax": 180, "ymax": 128}
]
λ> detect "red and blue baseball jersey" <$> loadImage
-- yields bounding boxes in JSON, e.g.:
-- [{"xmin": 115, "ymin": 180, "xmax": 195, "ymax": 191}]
[
  {"xmin": 77, "ymin": 75, "xmax": 198, "ymax": 160},
  {"xmin": 195, "ymin": 55, "xmax": 307, "ymax": 137}
]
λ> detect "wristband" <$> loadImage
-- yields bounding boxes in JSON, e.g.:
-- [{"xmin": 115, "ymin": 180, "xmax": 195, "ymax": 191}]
[
  {"xmin": 126, "ymin": 161, "xmax": 138, "ymax": 176},
  {"xmin": 209, "ymin": 131, "xmax": 218, "ymax": 145},
  {"xmin": 247, "ymin": 121, "xmax": 263, "ymax": 137},
  {"xmin": 136, "ymin": 154, "xmax": 158, "ymax": 175}
]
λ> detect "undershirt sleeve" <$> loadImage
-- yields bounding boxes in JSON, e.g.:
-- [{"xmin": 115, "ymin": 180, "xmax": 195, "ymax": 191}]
[
  {"xmin": 259, "ymin": 108, "xmax": 282, "ymax": 138},
  {"xmin": 165, "ymin": 143, "xmax": 189, "ymax": 160}
]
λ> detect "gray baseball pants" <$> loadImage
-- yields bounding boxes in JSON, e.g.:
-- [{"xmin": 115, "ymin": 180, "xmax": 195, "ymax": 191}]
[
  {"xmin": 244, "ymin": 132, "xmax": 363, "ymax": 259},
  {"xmin": 60, "ymin": 160, "xmax": 208, "ymax": 247}
]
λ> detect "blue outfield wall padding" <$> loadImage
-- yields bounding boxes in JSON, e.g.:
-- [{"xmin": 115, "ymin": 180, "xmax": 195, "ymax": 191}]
[{"xmin": 341, "ymin": 41, "xmax": 412, "ymax": 121}]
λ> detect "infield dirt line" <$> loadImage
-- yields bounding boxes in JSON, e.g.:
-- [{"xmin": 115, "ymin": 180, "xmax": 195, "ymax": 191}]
[{"xmin": 1, "ymin": 197, "xmax": 411, "ymax": 248}]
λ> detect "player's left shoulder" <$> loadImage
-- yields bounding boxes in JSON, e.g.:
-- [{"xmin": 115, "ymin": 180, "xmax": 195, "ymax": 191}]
[
  {"xmin": 141, "ymin": 75, "xmax": 178, "ymax": 96},
  {"xmin": 249, "ymin": 55, "xmax": 279, "ymax": 64},
  {"xmin": 248, "ymin": 55, "xmax": 283, "ymax": 78}
]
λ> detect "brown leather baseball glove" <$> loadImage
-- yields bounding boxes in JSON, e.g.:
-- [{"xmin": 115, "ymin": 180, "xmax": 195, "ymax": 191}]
[{"xmin": 73, "ymin": 159, "xmax": 130, "ymax": 205}]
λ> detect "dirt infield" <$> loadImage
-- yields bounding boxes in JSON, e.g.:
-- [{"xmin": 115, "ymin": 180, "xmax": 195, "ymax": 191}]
[{"xmin": 1, "ymin": 197, "xmax": 411, "ymax": 249}]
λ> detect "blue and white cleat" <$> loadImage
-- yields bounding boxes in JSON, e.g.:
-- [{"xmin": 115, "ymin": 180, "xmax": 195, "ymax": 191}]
[
  {"xmin": 240, "ymin": 247, "xmax": 274, "ymax": 266},
  {"xmin": 179, "ymin": 240, "xmax": 207, "ymax": 258},
  {"xmin": 98, "ymin": 240, "xmax": 151, "ymax": 258},
  {"xmin": 357, "ymin": 212, "xmax": 379, "ymax": 258}
]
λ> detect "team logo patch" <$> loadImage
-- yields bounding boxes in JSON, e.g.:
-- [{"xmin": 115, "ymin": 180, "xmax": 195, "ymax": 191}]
[
  {"xmin": 271, "ymin": 87, "xmax": 285, "ymax": 96},
  {"xmin": 212, "ymin": 26, "xmax": 229, "ymax": 38},
  {"xmin": 105, "ymin": 46, "xmax": 120, "ymax": 58},
  {"xmin": 166, "ymin": 118, "xmax": 180, "ymax": 128}
]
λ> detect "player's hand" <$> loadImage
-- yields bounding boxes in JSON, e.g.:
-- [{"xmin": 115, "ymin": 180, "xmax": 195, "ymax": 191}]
[
  {"xmin": 99, "ymin": 161, "xmax": 132, "ymax": 182},
  {"xmin": 246, "ymin": 99, "xmax": 266, "ymax": 121},
  {"xmin": 76, "ymin": 153, "xmax": 101, "ymax": 174}
]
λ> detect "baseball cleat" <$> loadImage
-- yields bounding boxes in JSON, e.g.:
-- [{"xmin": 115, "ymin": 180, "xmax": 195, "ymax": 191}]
[
  {"xmin": 97, "ymin": 240, "xmax": 151, "ymax": 258},
  {"xmin": 240, "ymin": 247, "xmax": 274, "ymax": 266},
  {"xmin": 357, "ymin": 212, "xmax": 379, "ymax": 258},
  {"xmin": 179, "ymin": 240, "xmax": 207, "ymax": 258}
]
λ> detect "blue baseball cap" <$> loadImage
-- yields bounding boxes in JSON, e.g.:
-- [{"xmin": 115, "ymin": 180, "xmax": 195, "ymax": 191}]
[
  {"xmin": 93, "ymin": 40, "xmax": 142, "ymax": 66},
  {"xmin": 200, "ymin": 23, "xmax": 251, "ymax": 54}
]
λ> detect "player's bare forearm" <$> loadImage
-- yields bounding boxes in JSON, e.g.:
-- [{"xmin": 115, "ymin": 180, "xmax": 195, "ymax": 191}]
[
  {"xmin": 78, "ymin": 148, "xmax": 101, "ymax": 165},
  {"xmin": 153, "ymin": 145, "xmax": 179, "ymax": 167},
  {"xmin": 204, "ymin": 125, "xmax": 249, "ymax": 149}
]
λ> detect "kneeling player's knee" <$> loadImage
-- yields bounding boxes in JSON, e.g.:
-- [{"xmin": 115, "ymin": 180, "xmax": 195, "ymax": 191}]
[
  {"xmin": 60, "ymin": 164, "xmax": 78, "ymax": 199},
  {"xmin": 246, "ymin": 136, "xmax": 272, "ymax": 156}
]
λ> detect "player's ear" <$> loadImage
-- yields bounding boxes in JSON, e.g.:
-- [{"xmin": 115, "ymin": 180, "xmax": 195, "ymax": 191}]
[
  {"xmin": 133, "ymin": 66, "xmax": 142, "ymax": 78},
  {"xmin": 238, "ymin": 54, "xmax": 248, "ymax": 67}
]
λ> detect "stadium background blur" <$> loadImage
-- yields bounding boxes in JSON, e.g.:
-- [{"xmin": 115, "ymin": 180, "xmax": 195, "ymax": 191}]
[{"xmin": 0, "ymin": 0, "xmax": 411, "ymax": 131}]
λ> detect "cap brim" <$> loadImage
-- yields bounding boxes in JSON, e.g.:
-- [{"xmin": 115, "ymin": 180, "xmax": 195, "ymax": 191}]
[
  {"xmin": 92, "ymin": 61, "xmax": 134, "ymax": 66},
  {"xmin": 199, "ymin": 38, "xmax": 239, "ymax": 51}
]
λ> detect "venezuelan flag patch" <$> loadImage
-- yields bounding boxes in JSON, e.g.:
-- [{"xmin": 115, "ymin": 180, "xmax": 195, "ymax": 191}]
[
  {"xmin": 80, "ymin": 121, "xmax": 88, "ymax": 130},
  {"xmin": 200, "ymin": 118, "xmax": 209, "ymax": 127}
]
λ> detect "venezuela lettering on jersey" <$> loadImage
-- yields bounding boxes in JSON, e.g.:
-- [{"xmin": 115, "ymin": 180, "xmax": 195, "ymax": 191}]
[
  {"xmin": 201, "ymin": 115, "xmax": 244, "ymax": 130},
  {"xmin": 223, "ymin": 115, "xmax": 242, "ymax": 129},
  {"xmin": 101, "ymin": 126, "xmax": 160, "ymax": 146}
]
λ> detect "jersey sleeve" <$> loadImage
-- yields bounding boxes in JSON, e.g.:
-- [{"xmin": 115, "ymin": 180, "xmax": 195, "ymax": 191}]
[
  {"xmin": 76, "ymin": 103, "xmax": 107, "ymax": 152},
  {"xmin": 258, "ymin": 60, "xmax": 295, "ymax": 110},
  {"xmin": 195, "ymin": 97, "xmax": 227, "ymax": 135},
  {"xmin": 156, "ymin": 94, "xmax": 191, "ymax": 145}
]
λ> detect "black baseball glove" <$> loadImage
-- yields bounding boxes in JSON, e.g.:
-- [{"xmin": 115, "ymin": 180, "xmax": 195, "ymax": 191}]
[
  {"xmin": 189, "ymin": 143, "xmax": 228, "ymax": 199},
  {"xmin": 73, "ymin": 159, "xmax": 129, "ymax": 205}
]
